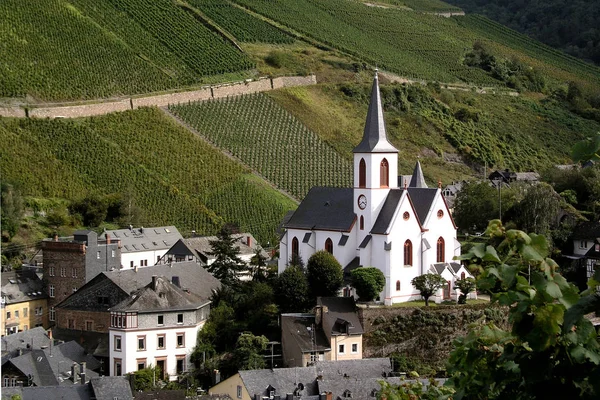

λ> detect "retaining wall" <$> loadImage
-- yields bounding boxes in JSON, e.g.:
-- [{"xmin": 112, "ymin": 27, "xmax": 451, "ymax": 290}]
[{"xmin": 1, "ymin": 74, "xmax": 317, "ymax": 119}]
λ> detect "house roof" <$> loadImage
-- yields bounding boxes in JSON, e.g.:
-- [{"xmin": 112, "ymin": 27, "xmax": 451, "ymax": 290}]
[
  {"xmin": 104, "ymin": 261, "xmax": 221, "ymax": 299},
  {"xmin": 407, "ymin": 187, "xmax": 438, "ymax": 224},
  {"xmin": 104, "ymin": 226, "xmax": 182, "ymax": 253},
  {"xmin": 284, "ymin": 187, "xmax": 355, "ymax": 232},
  {"xmin": 572, "ymin": 221, "xmax": 600, "ymax": 240},
  {"xmin": 1, "ymin": 269, "xmax": 47, "ymax": 305},
  {"xmin": 10, "ymin": 385, "xmax": 93, "ymax": 400},
  {"xmin": 317, "ymin": 297, "xmax": 363, "ymax": 336},
  {"xmin": 585, "ymin": 240, "xmax": 600, "ymax": 259},
  {"xmin": 1, "ymin": 327, "xmax": 50, "ymax": 362},
  {"xmin": 110, "ymin": 276, "xmax": 208, "ymax": 313},
  {"xmin": 165, "ymin": 234, "xmax": 267, "ymax": 262},
  {"xmin": 233, "ymin": 358, "xmax": 392, "ymax": 399},
  {"xmin": 7, "ymin": 341, "xmax": 100, "ymax": 387},
  {"xmin": 281, "ymin": 314, "xmax": 330, "ymax": 353},
  {"xmin": 90, "ymin": 376, "xmax": 134, "ymax": 400},
  {"xmin": 409, "ymin": 161, "xmax": 428, "ymax": 188},
  {"xmin": 353, "ymin": 71, "xmax": 398, "ymax": 154},
  {"xmin": 51, "ymin": 328, "xmax": 110, "ymax": 359}
]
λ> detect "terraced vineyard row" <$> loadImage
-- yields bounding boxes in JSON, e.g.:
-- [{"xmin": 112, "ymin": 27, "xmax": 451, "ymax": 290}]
[
  {"xmin": 169, "ymin": 93, "xmax": 353, "ymax": 199},
  {"xmin": 0, "ymin": 108, "xmax": 295, "ymax": 243},
  {"xmin": 0, "ymin": 0, "xmax": 253, "ymax": 101},
  {"xmin": 189, "ymin": 0, "xmax": 294, "ymax": 44},
  {"xmin": 372, "ymin": 0, "xmax": 461, "ymax": 13},
  {"xmin": 455, "ymin": 15, "xmax": 600, "ymax": 89},
  {"xmin": 232, "ymin": 0, "xmax": 497, "ymax": 84}
]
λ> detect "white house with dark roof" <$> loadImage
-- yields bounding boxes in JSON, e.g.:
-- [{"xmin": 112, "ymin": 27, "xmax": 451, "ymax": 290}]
[
  {"xmin": 104, "ymin": 226, "xmax": 182, "ymax": 270},
  {"xmin": 278, "ymin": 72, "xmax": 470, "ymax": 305},
  {"xmin": 108, "ymin": 275, "xmax": 211, "ymax": 381}
]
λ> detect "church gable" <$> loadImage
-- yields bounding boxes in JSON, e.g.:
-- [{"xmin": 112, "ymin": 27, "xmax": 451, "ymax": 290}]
[{"xmin": 420, "ymin": 190, "xmax": 456, "ymax": 230}]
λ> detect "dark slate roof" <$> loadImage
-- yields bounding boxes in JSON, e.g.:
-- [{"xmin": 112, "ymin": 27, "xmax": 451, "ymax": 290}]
[
  {"xmin": 8, "ymin": 341, "xmax": 100, "ymax": 386},
  {"xmin": 358, "ymin": 235, "xmax": 372, "ymax": 249},
  {"xmin": 338, "ymin": 235, "xmax": 349, "ymax": 246},
  {"xmin": 315, "ymin": 358, "xmax": 392, "ymax": 398},
  {"xmin": 110, "ymin": 276, "xmax": 208, "ymax": 313},
  {"xmin": 167, "ymin": 234, "xmax": 266, "ymax": 261},
  {"xmin": 572, "ymin": 221, "xmax": 600, "ymax": 240},
  {"xmin": 407, "ymin": 187, "xmax": 438, "ymax": 224},
  {"xmin": 303, "ymin": 232, "xmax": 312, "ymax": 243},
  {"xmin": 1, "ymin": 269, "xmax": 47, "ymax": 305},
  {"xmin": 15, "ymin": 385, "xmax": 93, "ymax": 400},
  {"xmin": 409, "ymin": 161, "xmax": 428, "ymax": 188},
  {"xmin": 104, "ymin": 261, "xmax": 221, "ymax": 299},
  {"xmin": 239, "ymin": 367, "xmax": 318, "ymax": 398},
  {"xmin": 1, "ymin": 327, "xmax": 50, "ymax": 361},
  {"xmin": 448, "ymin": 262, "xmax": 463, "ymax": 274},
  {"xmin": 585, "ymin": 240, "xmax": 600, "ymax": 259},
  {"xmin": 431, "ymin": 263, "xmax": 446, "ymax": 274},
  {"xmin": 317, "ymin": 297, "xmax": 363, "ymax": 336},
  {"xmin": 371, "ymin": 189, "xmax": 404, "ymax": 234},
  {"xmin": 52, "ymin": 328, "xmax": 110, "ymax": 359},
  {"xmin": 105, "ymin": 226, "xmax": 182, "ymax": 254},
  {"xmin": 90, "ymin": 376, "xmax": 134, "ymax": 400},
  {"xmin": 353, "ymin": 72, "xmax": 398, "ymax": 154},
  {"xmin": 56, "ymin": 272, "xmax": 128, "ymax": 310},
  {"xmin": 134, "ymin": 390, "xmax": 186, "ymax": 400},
  {"xmin": 285, "ymin": 187, "xmax": 355, "ymax": 232},
  {"xmin": 281, "ymin": 314, "xmax": 330, "ymax": 353}
]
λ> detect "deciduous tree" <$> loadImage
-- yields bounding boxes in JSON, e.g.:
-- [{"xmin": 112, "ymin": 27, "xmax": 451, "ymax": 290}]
[
  {"xmin": 275, "ymin": 265, "xmax": 310, "ymax": 313},
  {"xmin": 454, "ymin": 277, "xmax": 476, "ymax": 304},
  {"xmin": 351, "ymin": 267, "xmax": 385, "ymax": 302},
  {"xmin": 306, "ymin": 250, "xmax": 344, "ymax": 298},
  {"xmin": 411, "ymin": 273, "xmax": 447, "ymax": 306}
]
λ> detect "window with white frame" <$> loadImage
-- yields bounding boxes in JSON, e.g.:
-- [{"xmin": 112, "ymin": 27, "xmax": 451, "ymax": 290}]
[
  {"xmin": 60, "ymin": 267, "xmax": 66, "ymax": 277},
  {"xmin": 49, "ymin": 285, "xmax": 55, "ymax": 298},
  {"xmin": 49, "ymin": 307, "xmax": 55, "ymax": 321},
  {"xmin": 352, "ymin": 343, "xmax": 358, "ymax": 353}
]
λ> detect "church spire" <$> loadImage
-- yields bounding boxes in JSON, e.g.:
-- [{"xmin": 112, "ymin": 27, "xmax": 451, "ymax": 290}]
[
  {"xmin": 409, "ymin": 160, "xmax": 428, "ymax": 188},
  {"xmin": 353, "ymin": 70, "xmax": 398, "ymax": 154}
]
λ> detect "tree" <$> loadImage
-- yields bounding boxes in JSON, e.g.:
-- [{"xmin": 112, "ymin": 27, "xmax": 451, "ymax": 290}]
[
  {"xmin": 275, "ymin": 265, "xmax": 310, "ymax": 313},
  {"xmin": 572, "ymin": 132, "xmax": 600, "ymax": 164},
  {"xmin": 350, "ymin": 267, "xmax": 385, "ymax": 302},
  {"xmin": 411, "ymin": 274, "xmax": 447, "ymax": 306},
  {"xmin": 232, "ymin": 332, "xmax": 269, "ymax": 371},
  {"xmin": 453, "ymin": 181, "xmax": 501, "ymax": 232},
  {"xmin": 130, "ymin": 366, "xmax": 159, "ymax": 391},
  {"xmin": 68, "ymin": 194, "xmax": 108, "ymax": 227},
  {"xmin": 510, "ymin": 182, "xmax": 561, "ymax": 236},
  {"xmin": 448, "ymin": 220, "xmax": 600, "ymax": 399},
  {"xmin": 249, "ymin": 247, "xmax": 268, "ymax": 281},
  {"xmin": 1, "ymin": 182, "xmax": 24, "ymax": 239},
  {"xmin": 453, "ymin": 277, "xmax": 476, "ymax": 304},
  {"xmin": 206, "ymin": 225, "xmax": 246, "ymax": 286},
  {"xmin": 306, "ymin": 250, "xmax": 344, "ymax": 298}
]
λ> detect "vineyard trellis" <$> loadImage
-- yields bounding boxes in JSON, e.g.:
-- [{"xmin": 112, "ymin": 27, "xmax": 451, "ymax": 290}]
[
  {"xmin": 0, "ymin": 108, "xmax": 295, "ymax": 244},
  {"xmin": 169, "ymin": 93, "xmax": 353, "ymax": 200}
]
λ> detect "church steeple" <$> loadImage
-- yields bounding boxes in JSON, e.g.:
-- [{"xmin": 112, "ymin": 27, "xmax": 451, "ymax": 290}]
[
  {"xmin": 409, "ymin": 160, "xmax": 428, "ymax": 188},
  {"xmin": 353, "ymin": 70, "xmax": 398, "ymax": 154}
]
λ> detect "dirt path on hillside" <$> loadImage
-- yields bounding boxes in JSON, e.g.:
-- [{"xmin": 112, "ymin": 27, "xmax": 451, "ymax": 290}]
[{"xmin": 160, "ymin": 108, "xmax": 300, "ymax": 206}]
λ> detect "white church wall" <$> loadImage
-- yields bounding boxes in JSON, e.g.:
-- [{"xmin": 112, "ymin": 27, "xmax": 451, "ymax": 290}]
[{"xmin": 421, "ymin": 191, "xmax": 458, "ymax": 268}]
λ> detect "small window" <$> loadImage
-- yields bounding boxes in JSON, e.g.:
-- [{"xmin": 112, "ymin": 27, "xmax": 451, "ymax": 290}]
[
  {"xmin": 6, "ymin": 311, "xmax": 10, "ymax": 319},
  {"xmin": 86, "ymin": 321, "xmax": 93, "ymax": 331},
  {"xmin": 157, "ymin": 335, "xmax": 165, "ymax": 349},
  {"xmin": 14, "ymin": 310, "xmax": 19, "ymax": 318},
  {"xmin": 49, "ymin": 266, "xmax": 55, "ymax": 276},
  {"xmin": 68, "ymin": 318, "xmax": 75, "ymax": 329},
  {"xmin": 49, "ymin": 307, "xmax": 55, "ymax": 322},
  {"xmin": 157, "ymin": 315, "xmax": 164, "ymax": 325},
  {"xmin": 60, "ymin": 267, "xmax": 66, "ymax": 277},
  {"xmin": 137, "ymin": 360, "xmax": 146, "ymax": 370},
  {"xmin": 72, "ymin": 268, "xmax": 77, "ymax": 278},
  {"xmin": 339, "ymin": 344, "xmax": 345, "ymax": 354},
  {"xmin": 403, "ymin": 212, "xmax": 409, "ymax": 220},
  {"xmin": 112, "ymin": 250, "xmax": 116, "ymax": 258},
  {"xmin": 352, "ymin": 343, "xmax": 358, "ymax": 353},
  {"xmin": 97, "ymin": 251, "xmax": 101, "ymax": 259},
  {"xmin": 461, "ymin": 272, "xmax": 466, "ymax": 280},
  {"xmin": 325, "ymin": 238, "xmax": 333, "ymax": 254},
  {"xmin": 360, "ymin": 216, "xmax": 364, "ymax": 230},
  {"xmin": 177, "ymin": 313, "xmax": 184, "ymax": 324},
  {"xmin": 177, "ymin": 333, "xmax": 185, "ymax": 348},
  {"xmin": 359, "ymin": 158, "xmax": 366, "ymax": 188},
  {"xmin": 380, "ymin": 158, "xmax": 389, "ymax": 188},
  {"xmin": 237, "ymin": 385, "xmax": 242, "ymax": 399},
  {"xmin": 114, "ymin": 336, "xmax": 122, "ymax": 351},
  {"xmin": 49, "ymin": 285, "xmax": 55, "ymax": 298},
  {"xmin": 138, "ymin": 336, "xmax": 146, "ymax": 351},
  {"xmin": 396, "ymin": 280, "xmax": 401, "ymax": 291},
  {"xmin": 114, "ymin": 359, "xmax": 122, "ymax": 376},
  {"xmin": 437, "ymin": 209, "xmax": 444, "ymax": 219},
  {"xmin": 176, "ymin": 358, "xmax": 185, "ymax": 374},
  {"xmin": 130, "ymin": 261, "xmax": 134, "ymax": 268}
]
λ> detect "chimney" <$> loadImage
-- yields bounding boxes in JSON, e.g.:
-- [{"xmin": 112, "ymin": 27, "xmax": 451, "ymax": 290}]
[
  {"xmin": 106, "ymin": 233, "xmax": 111, "ymax": 244},
  {"xmin": 247, "ymin": 236, "xmax": 251, "ymax": 247},
  {"xmin": 80, "ymin": 362, "xmax": 86, "ymax": 384},
  {"xmin": 191, "ymin": 230, "xmax": 196, "ymax": 237},
  {"xmin": 152, "ymin": 275, "xmax": 158, "ymax": 290},
  {"xmin": 129, "ymin": 224, "xmax": 133, "ymax": 231},
  {"xmin": 71, "ymin": 362, "xmax": 80, "ymax": 383},
  {"xmin": 213, "ymin": 369, "xmax": 221, "ymax": 385},
  {"xmin": 140, "ymin": 226, "xmax": 144, "ymax": 234},
  {"xmin": 54, "ymin": 233, "xmax": 58, "ymax": 242},
  {"xmin": 326, "ymin": 392, "xmax": 332, "ymax": 400},
  {"xmin": 17, "ymin": 348, "xmax": 23, "ymax": 356},
  {"xmin": 315, "ymin": 306, "xmax": 322, "ymax": 326},
  {"xmin": 134, "ymin": 265, "xmax": 138, "ymax": 273},
  {"xmin": 286, "ymin": 394, "xmax": 293, "ymax": 400}
]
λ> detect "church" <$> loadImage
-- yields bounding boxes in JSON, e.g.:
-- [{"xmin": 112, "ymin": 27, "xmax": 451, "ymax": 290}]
[{"xmin": 278, "ymin": 71, "xmax": 470, "ymax": 305}]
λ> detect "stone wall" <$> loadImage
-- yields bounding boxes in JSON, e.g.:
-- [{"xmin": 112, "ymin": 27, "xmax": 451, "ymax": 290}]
[
  {"xmin": 56, "ymin": 309, "xmax": 111, "ymax": 333},
  {"xmin": 1, "ymin": 74, "xmax": 317, "ymax": 119},
  {"xmin": 358, "ymin": 304, "xmax": 507, "ymax": 369}
]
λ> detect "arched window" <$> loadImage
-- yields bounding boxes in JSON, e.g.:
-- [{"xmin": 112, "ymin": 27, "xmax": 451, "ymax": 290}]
[
  {"xmin": 325, "ymin": 238, "xmax": 333, "ymax": 254},
  {"xmin": 461, "ymin": 272, "xmax": 466, "ymax": 280},
  {"xmin": 359, "ymin": 158, "xmax": 366, "ymax": 188},
  {"xmin": 360, "ymin": 216, "xmax": 364, "ymax": 230},
  {"xmin": 291, "ymin": 237, "xmax": 299, "ymax": 259},
  {"xmin": 403, "ymin": 240, "xmax": 412, "ymax": 266},
  {"xmin": 380, "ymin": 158, "xmax": 389, "ymax": 188},
  {"xmin": 396, "ymin": 280, "xmax": 401, "ymax": 291},
  {"xmin": 436, "ymin": 237, "xmax": 445, "ymax": 263}
]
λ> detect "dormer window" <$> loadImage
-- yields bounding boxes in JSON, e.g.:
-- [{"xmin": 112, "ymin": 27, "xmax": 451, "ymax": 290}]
[{"xmin": 343, "ymin": 389, "xmax": 352, "ymax": 398}]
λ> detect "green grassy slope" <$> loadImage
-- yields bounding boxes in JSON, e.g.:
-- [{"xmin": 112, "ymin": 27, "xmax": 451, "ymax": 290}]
[
  {"xmin": 0, "ymin": 0, "xmax": 253, "ymax": 101},
  {"xmin": 0, "ymin": 108, "xmax": 296, "ymax": 243}
]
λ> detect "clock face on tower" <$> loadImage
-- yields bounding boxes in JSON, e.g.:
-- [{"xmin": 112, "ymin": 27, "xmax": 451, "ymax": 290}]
[{"xmin": 358, "ymin": 194, "xmax": 367, "ymax": 210}]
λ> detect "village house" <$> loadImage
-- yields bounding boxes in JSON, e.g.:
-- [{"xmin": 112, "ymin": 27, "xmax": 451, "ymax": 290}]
[
  {"xmin": 1, "ymin": 269, "xmax": 48, "ymax": 336},
  {"xmin": 278, "ymin": 71, "xmax": 469, "ymax": 305}
]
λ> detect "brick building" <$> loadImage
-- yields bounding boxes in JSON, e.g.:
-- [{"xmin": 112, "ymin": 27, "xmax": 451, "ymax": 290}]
[{"xmin": 42, "ymin": 230, "xmax": 121, "ymax": 324}]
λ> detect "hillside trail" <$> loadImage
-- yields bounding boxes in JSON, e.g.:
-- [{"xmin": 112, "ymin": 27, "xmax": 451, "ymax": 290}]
[{"xmin": 160, "ymin": 107, "xmax": 300, "ymax": 206}]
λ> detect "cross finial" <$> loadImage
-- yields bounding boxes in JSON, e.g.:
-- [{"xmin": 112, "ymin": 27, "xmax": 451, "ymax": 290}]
[{"xmin": 438, "ymin": 179, "xmax": 442, "ymax": 189}]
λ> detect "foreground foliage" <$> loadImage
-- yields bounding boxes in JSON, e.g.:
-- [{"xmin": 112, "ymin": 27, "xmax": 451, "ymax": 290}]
[{"xmin": 450, "ymin": 220, "xmax": 600, "ymax": 399}]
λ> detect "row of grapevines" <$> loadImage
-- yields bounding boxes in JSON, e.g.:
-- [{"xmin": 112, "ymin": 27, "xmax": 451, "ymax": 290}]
[
  {"xmin": 169, "ymin": 93, "xmax": 353, "ymax": 199},
  {"xmin": 0, "ymin": 0, "xmax": 254, "ymax": 101},
  {"xmin": 189, "ymin": 0, "xmax": 293, "ymax": 44},
  {"xmin": 0, "ymin": 108, "xmax": 295, "ymax": 244}
]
